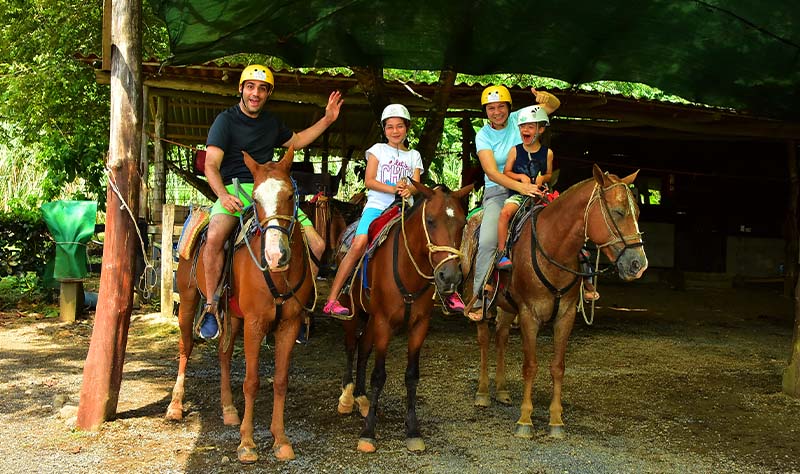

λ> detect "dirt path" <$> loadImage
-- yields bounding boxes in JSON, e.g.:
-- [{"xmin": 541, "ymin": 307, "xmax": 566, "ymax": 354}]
[{"xmin": 1, "ymin": 282, "xmax": 799, "ymax": 473}]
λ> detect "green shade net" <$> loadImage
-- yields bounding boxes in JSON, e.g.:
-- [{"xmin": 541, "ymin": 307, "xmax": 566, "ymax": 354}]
[
  {"xmin": 40, "ymin": 201, "xmax": 97, "ymax": 281},
  {"xmin": 151, "ymin": 0, "xmax": 800, "ymax": 120}
]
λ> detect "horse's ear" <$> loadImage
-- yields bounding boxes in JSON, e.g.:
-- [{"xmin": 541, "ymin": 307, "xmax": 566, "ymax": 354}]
[
  {"xmin": 621, "ymin": 169, "xmax": 640, "ymax": 185},
  {"xmin": 592, "ymin": 163, "xmax": 606, "ymax": 185},
  {"xmin": 277, "ymin": 145, "xmax": 295, "ymax": 172},
  {"xmin": 243, "ymin": 150, "xmax": 258, "ymax": 175},
  {"xmin": 410, "ymin": 179, "xmax": 434, "ymax": 198},
  {"xmin": 451, "ymin": 183, "xmax": 474, "ymax": 200}
]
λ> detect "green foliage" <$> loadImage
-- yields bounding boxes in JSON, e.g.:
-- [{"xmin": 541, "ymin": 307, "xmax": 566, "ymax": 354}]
[
  {"xmin": 0, "ymin": 273, "xmax": 46, "ymax": 310},
  {"xmin": 0, "ymin": 0, "xmax": 171, "ymax": 211},
  {"xmin": 0, "ymin": 207, "xmax": 54, "ymax": 278}
]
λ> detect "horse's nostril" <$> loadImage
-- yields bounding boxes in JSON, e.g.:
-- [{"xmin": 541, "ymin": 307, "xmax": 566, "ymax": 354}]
[{"xmin": 631, "ymin": 260, "xmax": 640, "ymax": 272}]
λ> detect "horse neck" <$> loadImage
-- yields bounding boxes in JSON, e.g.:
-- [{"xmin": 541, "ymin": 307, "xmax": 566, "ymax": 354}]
[
  {"xmin": 536, "ymin": 181, "xmax": 594, "ymax": 261},
  {"xmin": 395, "ymin": 201, "xmax": 432, "ymax": 272}
]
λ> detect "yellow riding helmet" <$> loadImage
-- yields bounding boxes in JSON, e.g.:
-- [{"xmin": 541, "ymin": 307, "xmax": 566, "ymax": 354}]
[
  {"xmin": 239, "ymin": 64, "xmax": 275, "ymax": 90},
  {"xmin": 480, "ymin": 85, "xmax": 512, "ymax": 107}
]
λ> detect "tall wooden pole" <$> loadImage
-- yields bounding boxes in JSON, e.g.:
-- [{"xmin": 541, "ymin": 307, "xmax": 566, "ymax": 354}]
[
  {"xmin": 77, "ymin": 0, "xmax": 143, "ymax": 430},
  {"xmin": 784, "ymin": 140, "xmax": 800, "ymax": 398}
]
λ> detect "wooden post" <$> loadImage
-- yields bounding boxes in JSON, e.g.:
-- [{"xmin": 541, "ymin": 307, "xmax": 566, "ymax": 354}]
[
  {"xmin": 416, "ymin": 68, "xmax": 457, "ymax": 171},
  {"xmin": 139, "ymin": 85, "xmax": 150, "ymax": 219},
  {"xmin": 152, "ymin": 95, "xmax": 166, "ymax": 223},
  {"xmin": 784, "ymin": 140, "xmax": 800, "ymax": 398},
  {"xmin": 59, "ymin": 280, "xmax": 83, "ymax": 323},
  {"xmin": 101, "ymin": 0, "xmax": 111, "ymax": 71},
  {"xmin": 785, "ymin": 140, "xmax": 798, "ymax": 297},
  {"xmin": 77, "ymin": 0, "xmax": 142, "ymax": 431},
  {"xmin": 160, "ymin": 204, "xmax": 175, "ymax": 320}
]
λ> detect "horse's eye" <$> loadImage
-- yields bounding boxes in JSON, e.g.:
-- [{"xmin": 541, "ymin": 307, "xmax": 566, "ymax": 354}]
[{"xmin": 613, "ymin": 208, "xmax": 625, "ymax": 218}]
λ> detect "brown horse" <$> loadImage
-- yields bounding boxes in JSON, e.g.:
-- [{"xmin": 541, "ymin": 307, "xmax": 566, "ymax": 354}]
[
  {"xmin": 462, "ymin": 164, "xmax": 648, "ymax": 438},
  {"xmin": 336, "ymin": 181, "xmax": 473, "ymax": 453},
  {"xmin": 165, "ymin": 147, "xmax": 314, "ymax": 463}
]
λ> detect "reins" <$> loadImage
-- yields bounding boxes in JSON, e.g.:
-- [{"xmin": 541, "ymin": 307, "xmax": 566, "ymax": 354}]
[{"xmin": 528, "ymin": 178, "xmax": 643, "ymax": 321}]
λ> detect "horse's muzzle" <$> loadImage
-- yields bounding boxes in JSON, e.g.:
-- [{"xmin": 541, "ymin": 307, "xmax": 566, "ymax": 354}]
[
  {"xmin": 435, "ymin": 261, "xmax": 463, "ymax": 295},
  {"xmin": 616, "ymin": 248, "xmax": 648, "ymax": 281},
  {"xmin": 264, "ymin": 229, "xmax": 291, "ymax": 271}
]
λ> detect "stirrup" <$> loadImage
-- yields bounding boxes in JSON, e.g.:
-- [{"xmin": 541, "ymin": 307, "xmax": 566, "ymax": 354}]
[{"xmin": 196, "ymin": 304, "xmax": 221, "ymax": 340}]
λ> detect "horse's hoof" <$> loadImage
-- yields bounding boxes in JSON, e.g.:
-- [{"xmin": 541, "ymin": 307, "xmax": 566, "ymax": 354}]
[
  {"xmin": 514, "ymin": 422, "xmax": 535, "ymax": 439},
  {"xmin": 357, "ymin": 438, "xmax": 377, "ymax": 453},
  {"xmin": 337, "ymin": 400, "xmax": 354, "ymax": 415},
  {"xmin": 355, "ymin": 395, "xmax": 370, "ymax": 418},
  {"xmin": 495, "ymin": 390, "xmax": 512, "ymax": 405},
  {"xmin": 273, "ymin": 442, "xmax": 296, "ymax": 461},
  {"xmin": 549, "ymin": 425, "xmax": 566, "ymax": 439},
  {"xmin": 164, "ymin": 407, "xmax": 183, "ymax": 421},
  {"xmin": 237, "ymin": 446, "xmax": 259, "ymax": 464},
  {"xmin": 222, "ymin": 405, "xmax": 240, "ymax": 425},
  {"xmin": 474, "ymin": 392, "xmax": 491, "ymax": 408},
  {"xmin": 406, "ymin": 437, "xmax": 426, "ymax": 452}
]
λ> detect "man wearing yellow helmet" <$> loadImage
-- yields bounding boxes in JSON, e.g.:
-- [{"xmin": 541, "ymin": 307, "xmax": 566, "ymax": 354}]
[
  {"xmin": 466, "ymin": 86, "xmax": 560, "ymax": 322},
  {"xmin": 197, "ymin": 64, "xmax": 344, "ymax": 339}
]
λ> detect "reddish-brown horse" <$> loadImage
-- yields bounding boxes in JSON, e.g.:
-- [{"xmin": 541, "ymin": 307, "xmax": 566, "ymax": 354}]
[
  {"xmin": 336, "ymin": 181, "xmax": 473, "ymax": 453},
  {"xmin": 165, "ymin": 147, "xmax": 314, "ymax": 463},
  {"xmin": 462, "ymin": 164, "xmax": 648, "ymax": 438}
]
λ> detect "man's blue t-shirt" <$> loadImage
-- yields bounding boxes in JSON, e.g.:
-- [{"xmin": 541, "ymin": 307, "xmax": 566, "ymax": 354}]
[{"xmin": 206, "ymin": 104, "xmax": 293, "ymax": 185}]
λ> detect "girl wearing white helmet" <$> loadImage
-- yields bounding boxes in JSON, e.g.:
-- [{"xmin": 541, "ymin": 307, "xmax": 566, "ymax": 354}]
[
  {"xmin": 467, "ymin": 86, "xmax": 561, "ymax": 322},
  {"xmin": 324, "ymin": 104, "xmax": 424, "ymax": 319},
  {"xmin": 495, "ymin": 105, "xmax": 554, "ymax": 270}
]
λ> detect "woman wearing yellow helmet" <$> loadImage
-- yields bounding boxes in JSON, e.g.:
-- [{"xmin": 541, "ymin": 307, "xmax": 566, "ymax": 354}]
[{"xmin": 466, "ymin": 86, "xmax": 561, "ymax": 322}]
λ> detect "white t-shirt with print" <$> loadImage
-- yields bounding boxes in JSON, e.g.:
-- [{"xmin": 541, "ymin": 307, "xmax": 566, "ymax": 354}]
[{"xmin": 364, "ymin": 143, "xmax": 425, "ymax": 210}]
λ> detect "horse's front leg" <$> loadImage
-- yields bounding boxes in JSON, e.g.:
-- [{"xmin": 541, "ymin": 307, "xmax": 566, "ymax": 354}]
[
  {"xmin": 514, "ymin": 307, "xmax": 540, "ymax": 439},
  {"xmin": 236, "ymin": 324, "xmax": 266, "ymax": 464},
  {"xmin": 269, "ymin": 314, "xmax": 301, "ymax": 460},
  {"xmin": 404, "ymin": 311, "xmax": 430, "ymax": 452},
  {"xmin": 494, "ymin": 308, "xmax": 514, "ymax": 405},
  {"xmin": 338, "ymin": 317, "xmax": 359, "ymax": 415},
  {"xmin": 219, "ymin": 315, "xmax": 242, "ymax": 425},
  {"xmin": 357, "ymin": 316, "xmax": 390, "ymax": 453},
  {"xmin": 353, "ymin": 313, "xmax": 374, "ymax": 418},
  {"xmin": 475, "ymin": 320, "xmax": 492, "ymax": 407},
  {"xmin": 548, "ymin": 307, "xmax": 577, "ymax": 439},
  {"xmin": 165, "ymin": 273, "xmax": 198, "ymax": 421}
]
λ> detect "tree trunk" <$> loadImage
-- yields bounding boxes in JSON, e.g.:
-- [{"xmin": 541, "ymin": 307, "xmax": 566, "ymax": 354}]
[
  {"xmin": 416, "ymin": 68, "xmax": 457, "ymax": 170},
  {"xmin": 351, "ymin": 65, "xmax": 389, "ymax": 121},
  {"xmin": 77, "ymin": 0, "xmax": 142, "ymax": 430},
  {"xmin": 783, "ymin": 272, "xmax": 800, "ymax": 397}
]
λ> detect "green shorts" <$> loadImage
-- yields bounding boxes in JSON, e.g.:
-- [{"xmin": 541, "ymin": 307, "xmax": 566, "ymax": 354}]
[
  {"xmin": 211, "ymin": 182, "xmax": 312, "ymax": 226},
  {"xmin": 503, "ymin": 194, "xmax": 528, "ymax": 207}
]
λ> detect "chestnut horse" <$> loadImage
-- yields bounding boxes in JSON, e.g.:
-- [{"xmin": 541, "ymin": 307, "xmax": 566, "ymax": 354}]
[
  {"xmin": 462, "ymin": 164, "xmax": 648, "ymax": 438},
  {"xmin": 336, "ymin": 181, "xmax": 473, "ymax": 453},
  {"xmin": 165, "ymin": 147, "xmax": 314, "ymax": 463}
]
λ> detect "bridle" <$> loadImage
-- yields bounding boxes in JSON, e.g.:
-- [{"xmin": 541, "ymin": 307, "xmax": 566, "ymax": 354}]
[
  {"xmin": 236, "ymin": 177, "xmax": 313, "ymax": 312},
  {"xmin": 390, "ymin": 192, "xmax": 463, "ymax": 313},
  {"xmin": 584, "ymin": 180, "xmax": 644, "ymax": 265},
  {"xmin": 528, "ymin": 178, "xmax": 644, "ymax": 320}
]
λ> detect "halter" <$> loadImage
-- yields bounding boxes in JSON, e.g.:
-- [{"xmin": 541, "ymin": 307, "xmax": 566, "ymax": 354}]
[
  {"xmin": 527, "ymin": 177, "xmax": 643, "ymax": 321},
  {"xmin": 237, "ymin": 177, "xmax": 313, "ymax": 313},
  {"xmin": 400, "ymin": 195, "xmax": 464, "ymax": 281},
  {"xmin": 584, "ymin": 180, "xmax": 644, "ymax": 265}
]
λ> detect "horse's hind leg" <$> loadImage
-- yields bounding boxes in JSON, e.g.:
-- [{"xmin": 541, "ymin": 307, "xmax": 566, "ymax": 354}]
[
  {"xmin": 494, "ymin": 309, "xmax": 514, "ymax": 405},
  {"xmin": 219, "ymin": 316, "xmax": 242, "ymax": 425},
  {"xmin": 404, "ymin": 314, "xmax": 430, "ymax": 452},
  {"xmin": 548, "ymin": 309, "xmax": 576, "ymax": 439},
  {"xmin": 166, "ymin": 260, "xmax": 199, "ymax": 421},
  {"xmin": 475, "ymin": 320, "xmax": 492, "ymax": 407},
  {"xmin": 514, "ymin": 308, "xmax": 540, "ymax": 439}
]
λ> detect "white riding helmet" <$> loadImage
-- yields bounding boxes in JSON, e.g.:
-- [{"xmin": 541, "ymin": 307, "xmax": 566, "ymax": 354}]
[
  {"xmin": 517, "ymin": 105, "xmax": 550, "ymax": 126},
  {"xmin": 381, "ymin": 103, "xmax": 411, "ymax": 123}
]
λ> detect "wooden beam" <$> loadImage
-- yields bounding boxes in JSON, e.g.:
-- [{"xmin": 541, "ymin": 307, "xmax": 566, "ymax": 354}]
[
  {"xmin": 153, "ymin": 95, "xmax": 167, "ymax": 223},
  {"xmin": 77, "ymin": 0, "xmax": 142, "ymax": 431},
  {"xmin": 101, "ymin": 0, "xmax": 111, "ymax": 71},
  {"xmin": 160, "ymin": 204, "xmax": 175, "ymax": 321}
]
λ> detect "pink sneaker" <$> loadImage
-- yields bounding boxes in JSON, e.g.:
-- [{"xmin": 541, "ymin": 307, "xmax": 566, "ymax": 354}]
[
  {"xmin": 324, "ymin": 300, "xmax": 352, "ymax": 320},
  {"xmin": 444, "ymin": 293, "xmax": 465, "ymax": 313}
]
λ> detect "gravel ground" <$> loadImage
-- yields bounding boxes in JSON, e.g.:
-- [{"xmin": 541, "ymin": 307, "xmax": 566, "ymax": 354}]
[{"xmin": 1, "ymin": 281, "xmax": 799, "ymax": 473}]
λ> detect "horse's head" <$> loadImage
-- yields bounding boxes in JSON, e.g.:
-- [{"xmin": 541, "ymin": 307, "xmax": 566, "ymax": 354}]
[
  {"xmin": 243, "ymin": 147, "xmax": 297, "ymax": 272},
  {"xmin": 410, "ymin": 180, "xmax": 474, "ymax": 295},
  {"xmin": 586, "ymin": 164, "xmax": 648, "ymax": 281}
]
